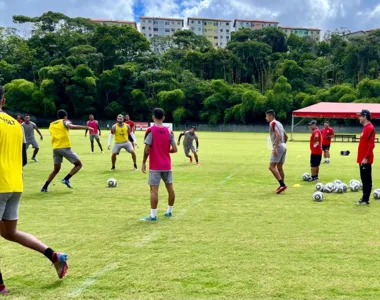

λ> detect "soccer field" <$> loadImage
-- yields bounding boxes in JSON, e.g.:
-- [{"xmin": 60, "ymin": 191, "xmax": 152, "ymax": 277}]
[{"xmin": 4, "ymin": 130, "xmax": 380, "ymax": 300}]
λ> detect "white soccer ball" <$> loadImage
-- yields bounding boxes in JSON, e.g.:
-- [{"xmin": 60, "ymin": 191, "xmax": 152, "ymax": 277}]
[
  {"xmin": 341, "ymin": 183, "xmax": 348, "ymax": 193},
  {"xmin": 302, "ymin": 173, "xmax": 311, "ymax": 181},
  {"xmin": 107, "ymin": 178, "xmax": 117, "ymax": 188},
  {"xmin": 313, "ymin": 191, "xmax": 324, "ymax": 202},
  {"xmin": 324, "ymin": 182, "xmax": 335, "ymax": 193},
  {"xmin": 315, "ymin": 183, "xmax": 324, "ymax": 191},
  {"xmin": 350, "ymin": 179, "xmax": 360, "ymax": 186},
  {"xmin": 350, "ymin": 183, "xmax": 360, "ymax": 192},
  {"xmin": 373, "ymin": 189, "xmax": 380, "ymax": 200},
  {"xmin": 335, "ymin": 185, "xmax": 344, "ymax": 194},
  {"xmin": 334, "ymin": 179, "xmax": 342, "ymax": 186}
]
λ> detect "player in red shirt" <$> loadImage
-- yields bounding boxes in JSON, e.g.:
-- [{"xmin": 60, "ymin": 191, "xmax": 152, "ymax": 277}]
[
  {"xmin": 321, "ymin": 121, "xmax": 335, "ymax": 164},
  {"xmin": 309, "ymin": 120, "xmax": 323, "ymax": 182},
  {"xmin": 85, "ymin": 114, "xmax": 103, "ymax": 153},
  {"xmin": 356, "ymin": 109, "xmax": 376, "ymax": 205},
  {"xmin": 16, "ymin": 115, "xmax": 23, "ymax": 124},
  {"xmin": 125, "ymin": 114, "xmax": 138, "ymax": 148}
]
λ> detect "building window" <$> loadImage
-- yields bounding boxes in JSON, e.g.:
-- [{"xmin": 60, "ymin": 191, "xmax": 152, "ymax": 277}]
[
  {"xmin": 154, "ymin": 34, "xmax": 158, "ymax": 36},
  {"xmin": 178, "ymin": 21, "xmax": 181, "ymax": 25},
  {"xmin": 198, "ymin": 21, "xmax": 201, "ymax": 24},
  {"xmin": 226, "ymin": 36, "xmax": 229, "ymax": 40},
  {"xmin": 204, "ymin": 22, "xmax": 207, "ymax": 25},
  {"xmin": 215, "ymin": 42, "xmax": 218, "ymax": 46},
  {"xmin": 214, "ymin": 36, "xmax": 218, "ymax": 39},
  {"xmin": 171, "ymin": 28, "xmax": 175, "ymax": 31},
  {"xmin": 142, "ymin": 26, "xmax": 146, "ymax": 30},
  {"xmin": 154, "ymin": 28, "xmax": 158, "ymax": 31},
  {"xmin": 165, "ymin": 21, "xmax": 169, "ymax": 25},
  {"xmin": 165, "ymin": 28, "xmax": 170, "ymax": 32},
  {"xmin": 191, "ymin": 20, "xmax": 194, "ymax": 24},
  {"xmin": 246, "ymin": 22, "xmax": 249, "ymax": 26},
  {"xmin": 191, "ymin": 27, "xmax": 195, "ymax": 30},
  {"xmin": 148, "ymin": 27, "xmax": 151, "ymax": 30},
  {"xmin": 220, "ymin": 36, "xmax": 223, "ymax": 39},
  {"xmin": 214, "ymin": 29, "xmax": 218, "ymax": 33},
  {"xmin": 226, "ymin": 23, "xmax": 229, "ymax": 26},
  {"xmin": 220, "ymin": 29, "xmax": 223, "ymax": 32},
  {"xmin": 172, "ymin": 21, "xmax": 174, "ymax": 24},
  {"xmin": 226, "ymin": 29, "xmax": 229, "ymax": 33},
  {"xmin": 214, "ymin": 22, "xmax": 218, "ymax": 26},
  {"xmin": 220, "ymin": 42, "xmax": 223, "ymax": 46},
  {"xmin": 149, "ymin": 34, "xmax": 152, "ymax": 37},
  {"xmin": 148, "ymin": 20, "xmax": 152, "ymax": 23},
  {"xmin": 153, "ymin": 21, "xmax": 158, "ymax": 24}
]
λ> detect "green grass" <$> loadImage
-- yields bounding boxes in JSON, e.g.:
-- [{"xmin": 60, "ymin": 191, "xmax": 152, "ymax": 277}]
[{"xmin": 3, "ymin": 130, "xmax": 380, "ymax": 299}]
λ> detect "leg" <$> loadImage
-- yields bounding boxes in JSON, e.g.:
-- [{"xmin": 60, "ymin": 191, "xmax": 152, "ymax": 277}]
[
  {"xmin": 193, "ymin": 150, "xmax": 199, "ymax": 163},
  {"xmin": 269, "ymin": 162, "xmax": 281, "ymax": 180},
  {"xmin": 184, "ymin": 147, "xmax": 192, "ymax": 162},
  {"xmin": 131, "ymin": 151, "xmax": 137, "ymax": 165},
  {"xmin": 361, "ymin": 164, "xmax": 372, "ymax": 202},
  {"xmin": 96, "ymin": 137, "xmax": 103, "ymax": 152},
  {"xmin": 111, "ymin": 153, "xmax": 117, "ymax": 169},
  {"xmin": 90, "ymin": 140, "xmax": 94, "ymax": 153},
  {"xmin": 68, "ymin": 160, "xmax": 82, "ymax": 177},
  {"xmin": 150, "ymin": 186, "xmax": 159, "ymax": 209},
  {"xmin": 277, "ymin": 163, "xmax": 285, "ymax": 181},
  {"xmin": 32, "ymin": 148, "xmax": 39, "ymax": 159},
  {"xmin": 165, "ymin": 183, "xmax": 175, "ymax": 207},
  {"xmin": 42, "ymin": 163, "xmax": 61, "ymax": 190}
]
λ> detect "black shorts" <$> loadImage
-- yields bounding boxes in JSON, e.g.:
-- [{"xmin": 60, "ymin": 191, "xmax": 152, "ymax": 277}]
[
  {"xmin": 322, "ymin": 144, "xmax": 330, "ymax": 151},
  {"xmin": 310, "ymin": 154, "xmax": 322, "ymax": 167}
]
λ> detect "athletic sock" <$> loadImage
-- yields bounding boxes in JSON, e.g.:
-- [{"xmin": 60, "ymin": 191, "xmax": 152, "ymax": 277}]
[
  {"xmin": 134, "ymin": 164, "xmax": 137, "ymax": 169},
  {"xmin": 42, "ymin": 181, "xmax": 51, "ymax": 189},
  {"xmin": 151, "ymin": 209, "xmax": 157, "ymax": 218},
  {"xmin": 278, "ymin": 180, "xmax": 285, "ymax": 187},
  {"xmin": 0, "ymin": 272, "xmax": 3, "ymax": 285},
  {"xmin": 167, "ymin": 206, "xmax": 173, "ymax": 213},
  {"xmin": 44, "ymin": 247, "xmax": 55, "ymax": 262},
  {"xmin": 64, "ymin": 174, "xmax": 72, "ymax": 181}
]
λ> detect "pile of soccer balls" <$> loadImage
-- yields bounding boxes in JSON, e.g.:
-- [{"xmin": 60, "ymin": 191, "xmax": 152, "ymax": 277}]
[{"xmin": 301, "ymin": 173, "xmax": 363, "ymax": 202}]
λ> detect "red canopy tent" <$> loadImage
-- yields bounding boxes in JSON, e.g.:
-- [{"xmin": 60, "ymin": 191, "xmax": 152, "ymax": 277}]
[{"xmin": 291, "ymin": 102, "xmax": 380, "ymax": 139}]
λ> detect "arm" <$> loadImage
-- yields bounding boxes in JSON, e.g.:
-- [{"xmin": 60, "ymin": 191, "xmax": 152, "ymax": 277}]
[
  {"xmin": 196, "ymin": 137, "xmax": 199, "ymax": 150},
  {"xmin": 108, "ymin": 130, "xmax": 114, "ymax": 150},
  {"xmin": 142, "ymin": 130, "xmax": 152, "ymax": 173},
  {"xmin": 22, "ymin": 142, "xmax": 27, "ymax": 167},
  {"xmin": 177, "ymin": 132, "xmax": 185, "ymax": 145},
  {"xmin": 85, "ymin": 121, "xmax": 88, "ymax": 136},
  {"xmin": 284, "ymin": 131, "xmax": 288, "ymax": 143},
  {"xmin": 171, "ymin": 132, "xmax": 178, "ymax": 153},
  {"xmin": 35, "ymin": 125, "xmax": 43, "ymax": 140},
  {"xmin": 97, "ymin": 121, "xmax": 101, "ymax": 136},
  {"xmin": 68, "ymin": 124, "xmax": 92, "ymax": 131},
  {"xmin": 364, "ymin": 129, "xmax": 375, "ymax": 160}
]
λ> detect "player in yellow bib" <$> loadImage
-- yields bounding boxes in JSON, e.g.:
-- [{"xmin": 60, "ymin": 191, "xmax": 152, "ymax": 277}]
[
  {"xmin": 0, "ymin": 86, "xmax": 68, "ymax": 295},
  {"xmin": 108, "ymin": 114, "xmax": 138, "ymax": 171},
  {"xmin": 41, "ymin": 110, "xmax": 93, "ymax": 191}
]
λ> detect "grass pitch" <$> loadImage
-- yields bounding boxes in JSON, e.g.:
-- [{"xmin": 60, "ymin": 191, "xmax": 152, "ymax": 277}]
[{"xmin": 3, "ymin": 130, "xmax": 380, "ymax": 300}]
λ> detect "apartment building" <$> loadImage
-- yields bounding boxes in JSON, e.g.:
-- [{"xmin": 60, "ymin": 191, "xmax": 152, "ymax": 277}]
[
  {"xmin": 139, "ymin": 17, "xmax": 184, "ymax": 40},
  {"xmin": 233, "ymin": 19, "xmax": 279, "ymax": 31},
  {"xmin": 343, "ymin": 28, "xmax": 380, "ymax": 40},
  {"xmin": 280, "ymin": 26, "xmax": 321, "ymax": 41},
  {"xmin": 188, "ymin": 17, "xmax": 232, "ymax": 48},
  {"xmin": 88, "ymin": 18, "xmax": 137, "ymax": 29}
]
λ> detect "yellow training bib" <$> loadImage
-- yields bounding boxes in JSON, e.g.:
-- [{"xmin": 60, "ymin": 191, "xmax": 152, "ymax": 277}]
[
  {"xmin": 114, "ymin": 123, "xmax": 129, "ymax": 143},
  {"xmin": 49, "ymin": 119, "xmax": 71, "ymax": 149}
]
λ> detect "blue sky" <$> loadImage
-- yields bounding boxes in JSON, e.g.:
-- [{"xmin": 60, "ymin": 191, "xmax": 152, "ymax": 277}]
[{"xmin": 0, "ymin": 0, "xmax": 380, "ymax": 34}]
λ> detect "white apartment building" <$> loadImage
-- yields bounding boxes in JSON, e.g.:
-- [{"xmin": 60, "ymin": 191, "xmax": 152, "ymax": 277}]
[
  {"xmin": 140, "ymin": 17, "xmax": 184, "ymax": 40},
  {"xmin": 187, "ymin": 17, "xmax": 232, "ymax": 48}
]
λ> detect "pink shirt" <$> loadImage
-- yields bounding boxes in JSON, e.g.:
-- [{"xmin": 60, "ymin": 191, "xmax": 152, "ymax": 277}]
[
  {"xmin": 144, "ymin": 125, "xmax": 176, "ymax": 171},
  {"xmin": 87, "ymin": 120, "xmax": 99, "ymax": 135}
]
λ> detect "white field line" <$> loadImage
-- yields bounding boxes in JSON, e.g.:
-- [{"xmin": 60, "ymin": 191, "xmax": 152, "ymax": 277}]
[
  {"xmin": 135, "ymin": 230, "xmax": 160, "ymax": 247},
  {"xmin": 220, "ymin": 173, "xmax": 233, "ymax": 184},
  {"xmin": 68, "ymin": 263, "xmax": 119, "ymax": 297}
]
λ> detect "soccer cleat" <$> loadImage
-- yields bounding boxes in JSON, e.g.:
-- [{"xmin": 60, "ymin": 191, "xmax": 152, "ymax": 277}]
[
  {"xmin": 308, "ymin": 177, "xmax": 319, "ymax": 182},
  {"xmin": 276, "ymin": 185, "xmax": 287, "ymax": 194},
  {"xmin": 140, "ymin": 216, "xmax": 158, "ymax": 222},
  {"xmin": 0, "ymin": 287, "xmax": 8, "ymax": 294},
  {"xmin": 101, "ymin": 151, "xmax": 104, "ymax": 154},
  {"xmin": 41, "ymin": 187, "xmax": 49, "ymax": 192},
  {"xmin": 61, "ymin": 179, "xmax": 72, "ymax": 188},
  {"xmin": 111, "ymin": 167, "xmax": 115, "ymax": 171},
  {"xmin": 52, "ymin": 252, "xmax": 68, "ymax": 279},
  {"xmin": 32, "ymin": 157, "xmax": 38, "ymax": 162},
  {"xmin": 163, "ymin": 212, "xmax": 172, "ymax": 217},
  {"xmin": 357, "ymin": 199, "xmax": 370, "ymax": 205},
  {"xmin": 196, "ymin": 162, "xmax": 200, "ymax": 165}
]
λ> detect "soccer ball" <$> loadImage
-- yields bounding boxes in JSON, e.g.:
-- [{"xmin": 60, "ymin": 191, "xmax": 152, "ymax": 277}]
[
  {"xmin": 350, "ymin": 179, "xmax": 360, "ymax": 186},
  {"xmin": 313, "ymin": 191, "xmax": 324, "ymax": 202},
  {"xmin": 334, "ymin": 179, "xmax": 342, "ymax": 185},
  {"xmin": 350, "ymin": 183, "xmax": 360, "ymax": 192},
  {"xmin": 107, "ymin": 178, "xmax": 117, "ymax": 188},
  {"xmin": 373, "ymin": 189, "xmax": 380, "ymax": 200},
  {"xmin": 302, "ymin": 173, "xmax": 311, "ymax": 181},
  {"xmin": 315, "ymin": 183, "xmax": 324, "ymax": 191},
  {"xmin": 335, "ymin": 185, "xmax": 344, "ymax": 193},
  {"xmin": 324, "ymin": 182, "xmax": 335, "ymax": 193},
  {"xmin": 341, "ymin": 183, "xmax": 348, "ymax": 193}
]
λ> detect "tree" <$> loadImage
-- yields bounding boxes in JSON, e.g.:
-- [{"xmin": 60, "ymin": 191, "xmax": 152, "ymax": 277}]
[{"xmin": 158, "ymin": 89, "xmax": 185, "ymax": 121}]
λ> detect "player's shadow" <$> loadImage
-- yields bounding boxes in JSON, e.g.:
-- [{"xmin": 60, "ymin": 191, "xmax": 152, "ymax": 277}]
[{"xmin": 30, "ymin": 191, "xmax": 73, "ymax": 197}]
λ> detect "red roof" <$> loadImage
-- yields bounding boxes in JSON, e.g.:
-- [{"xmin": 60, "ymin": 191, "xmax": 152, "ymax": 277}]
[
  {"xmin": 187, "ymin": 17, "xmax": 231, "ymax": 25},
  {"xmin": 139, "ymin": 16, "xmax": 184, "ymax": 26},
  {"xmin": 293, "ymin": 102, "xmax": 380, "ymax": 119},
  {"xmin": 280, "ymin": 26, "xmax": 321, "ymax": 31}
]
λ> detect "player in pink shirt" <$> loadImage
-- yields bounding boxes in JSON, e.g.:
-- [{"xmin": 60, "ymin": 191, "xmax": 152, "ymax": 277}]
[
  {"xmin": 85, "ymin": 114, "xmax": 103, "ymax": 153},
  {"xmin": 141, "ymin": 108, "xmax": 178, "ymax": 221}
]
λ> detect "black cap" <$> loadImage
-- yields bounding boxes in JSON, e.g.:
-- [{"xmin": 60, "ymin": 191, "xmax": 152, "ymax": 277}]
[
  {"xmin": 308, "ymin": 120, "xmax": 318, "ymax": 125},
  {"xmin": 357, "ymin": 109, "xmax": 371, "ymax": 120}
]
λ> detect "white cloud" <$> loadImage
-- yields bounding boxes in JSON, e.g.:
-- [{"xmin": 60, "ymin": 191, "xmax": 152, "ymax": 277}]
[
  {"xmin": 142, "ymin": 0, "xmax": 181, "ymax": 17},
  {"xmin": 90, "ymin": 0, "xmax": 135, "ymax": 20}
]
